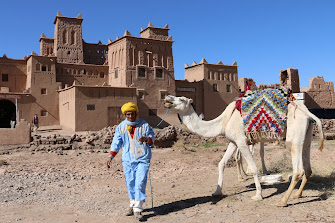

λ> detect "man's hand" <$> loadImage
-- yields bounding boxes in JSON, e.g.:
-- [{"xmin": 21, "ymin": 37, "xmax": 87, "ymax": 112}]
[
  {"xmin": 138, "ymin": 136, "xmax": 148, "ymax": 143},
  {"xmin": 106, "ymin": 158, "xmax": 112, "ymax": 169},
  {"xmin": 138, "ymin": 136, "xmax": 149, "ymax": 143}
]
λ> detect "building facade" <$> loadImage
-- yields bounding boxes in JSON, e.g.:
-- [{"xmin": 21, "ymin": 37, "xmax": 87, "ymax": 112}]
[
  {"xmin": 181, "ymin": 59, "xmax": 239, "ymax": 120},
  {"xmin": 0, "ymin": 12, "xmax": 176, "ymax": 131},
  {"xmin": 1, "ymin": 12, "xmax": 334, "ymax": 132}
]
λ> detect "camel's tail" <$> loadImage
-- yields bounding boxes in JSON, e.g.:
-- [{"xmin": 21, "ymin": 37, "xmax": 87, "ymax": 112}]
[
  {"xmin": 293, "ymin": 101, "xmax": 324, "ymax": 151},
  {"xmin": 310, "ymin": 112, "xmax": 324, "ymax": 152}
]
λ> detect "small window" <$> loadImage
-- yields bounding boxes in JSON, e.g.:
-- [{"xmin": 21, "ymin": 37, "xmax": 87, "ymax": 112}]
[
  {"xmin": 87, "ymin": 104, "xmax": 95, "ymax": 110},
  {"xmin": 114, "ymin": 68, "xmax": 118, "ymax": 78},
  {"xmin": 137, "ymin": 67, "xmax": 146, "ymax": 78},
  {"xmin": 149, "ymin": 109, "xmax": 157, "ymax": 116},
  {"xmin": 137, "ymin": 90, "xmax": 145, "ymax": 100},
  {"xmin": 41, "ymin": 88, "xmax": 47, "ymax": 95},
  {"xmin": 226, "ymin": 84, "xmax": 231, "ymax": 92},
  {"xmin": 213, "ymin": 84, "xmax": 218, "ymax": 92},
  {"xmin": 42, "ymin": 66, "xmax": 47, "ymax": 71},
  {"xmin": 36, "ymin": 63, "xmax": 40, "ymax": 71},
  {"xmin": 160, "ymin": 91, "xmax": 167, "ymax": 100},
  {"xmin": 139, "ymin": 91, "xmax": 145, "ymax": 100},
  {"xmin": 100, "ymin": 72, "xmax": 105, "ymax": 78},
  {"xmin": 67, "ymin": 51, "xmax": 71, "ymax": 55},
  {"xmin": 155, "ymin": 68, "xmax": 163, "ymax": 79},
  {"xmin": 2, "ymin": 74, "xmax": 8, "ymax": 82},
  {"xmin": 83, "ymin": 69, "xmax": 86, "ymax": 75},
  {"xmin": 41, "ymin": 110, "xmax": 48, "ymax": 116}
]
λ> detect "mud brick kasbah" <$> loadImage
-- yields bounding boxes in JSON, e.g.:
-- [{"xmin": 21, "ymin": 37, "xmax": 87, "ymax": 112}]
[{"xmin": 1, "ymin": 12, "xmax": 334, "ymax": 132}]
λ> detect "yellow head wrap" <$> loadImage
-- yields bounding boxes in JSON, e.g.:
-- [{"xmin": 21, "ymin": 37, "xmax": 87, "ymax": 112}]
[
  {"xmin": 121, "ymin": 102, "xmax": 139, "ymax": 132},
  {"xmin": 121, "ymin": 102, "xmax": 139, "ymax": 119}
]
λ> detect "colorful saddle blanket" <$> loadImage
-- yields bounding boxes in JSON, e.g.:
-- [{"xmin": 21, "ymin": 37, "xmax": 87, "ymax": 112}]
[{"xmin": 241, "ymin": 87, "xmax": 291, "ymax": 143}]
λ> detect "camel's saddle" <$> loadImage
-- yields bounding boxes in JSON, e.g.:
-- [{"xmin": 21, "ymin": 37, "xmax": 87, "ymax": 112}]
[{"xmin": 237, "ymin": 86, "xmax": 295, "ymax": 144}]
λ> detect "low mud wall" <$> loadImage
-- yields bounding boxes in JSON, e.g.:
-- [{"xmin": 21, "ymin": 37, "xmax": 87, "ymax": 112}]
[{"xmin": 0, "ymin": 120, "xmax": 31, "ymax": 145}]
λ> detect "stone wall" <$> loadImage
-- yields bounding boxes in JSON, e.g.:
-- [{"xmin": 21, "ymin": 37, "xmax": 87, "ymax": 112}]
[{"xmin": 0, "ymin": 120, "xmax": 31, "ymax": 145}]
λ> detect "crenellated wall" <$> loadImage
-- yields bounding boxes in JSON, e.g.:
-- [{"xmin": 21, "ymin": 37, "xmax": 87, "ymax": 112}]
[
  {"xmin": 184, "ymin": 60, "xmax": 239, "ymax": 120},
  {"xmin": 54, "ymin": 13, "xmax": 84, "ymax": 64}
]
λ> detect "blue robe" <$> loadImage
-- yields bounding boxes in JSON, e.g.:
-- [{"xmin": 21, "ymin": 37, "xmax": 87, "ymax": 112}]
[{"xmin": 110, "ymin": 118, "xmax": 155, "ymax": 201}]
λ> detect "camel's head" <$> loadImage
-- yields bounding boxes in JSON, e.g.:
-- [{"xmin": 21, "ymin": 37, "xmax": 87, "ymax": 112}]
[{"xmin": 164, "ymin": 95, "xmax": 193, "ymax": 112}]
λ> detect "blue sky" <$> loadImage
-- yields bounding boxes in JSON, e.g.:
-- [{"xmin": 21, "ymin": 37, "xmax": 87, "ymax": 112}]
[{"xmin": 1, "ymin": 0, "xmax": 334, "ymax": 88}]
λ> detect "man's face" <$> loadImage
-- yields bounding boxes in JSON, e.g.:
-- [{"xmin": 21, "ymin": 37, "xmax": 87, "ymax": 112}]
[{"xmin": 125, "ymin": 111, "xmax": 136, "ymax": 122}]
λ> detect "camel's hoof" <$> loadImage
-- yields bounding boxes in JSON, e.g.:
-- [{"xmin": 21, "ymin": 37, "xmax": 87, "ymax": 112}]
[
  {"xmin": 292, "ymin": 193, "xmax": 302, "ymax": 199},
  {"xmin": 212, "ymin": 191, "xmax": 223, "ymax": 197},
  {"xmin": 251, "ymin": 195, "xmax": 263, "ymax": 201},
  {"xmin": 277, "ymin": 201, "xmax": 288, "ymax": 207}
]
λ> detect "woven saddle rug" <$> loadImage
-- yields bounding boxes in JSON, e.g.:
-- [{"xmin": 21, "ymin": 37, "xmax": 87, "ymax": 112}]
[{"xmin": 241, "ymin": 87, "xmax": 291, "ymax": 143}]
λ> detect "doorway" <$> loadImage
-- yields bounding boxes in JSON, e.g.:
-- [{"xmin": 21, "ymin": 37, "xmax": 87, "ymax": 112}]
[
  {"xmin": 108, "ymin": 106, "xmax": 123, "ymax": 127},
  {"xmin": 0, "ymin": 99, "xmax": 16, "ymax": 128}
]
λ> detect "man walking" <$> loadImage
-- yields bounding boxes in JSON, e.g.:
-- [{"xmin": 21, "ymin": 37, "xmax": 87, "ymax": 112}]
[
  {"xmin": 32, "ymin": 114, "xmax": 39, "ymax": 133},
  {"xmin": 106, "ymin": 102, "xmax": 155, "ymax": 221}
]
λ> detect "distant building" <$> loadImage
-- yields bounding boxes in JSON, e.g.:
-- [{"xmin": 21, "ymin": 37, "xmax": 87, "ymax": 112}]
[
  {"xmin": 1, "ymin": 12, "xmax": 334, "ymax": 132},
  {"xmin": 177, "ymin": 59, "xmax": 239, "ymax": 120},
  {"xmin": 238, "ymin": 68, "xmax": 335, "ymax": 110},
  {"xmin": 301, "ymin": 76, "xmax": 335, "ymax": 108},
  {"xmin": 0, "ymin": 12, "xmax": 175, "ymax": 130}
]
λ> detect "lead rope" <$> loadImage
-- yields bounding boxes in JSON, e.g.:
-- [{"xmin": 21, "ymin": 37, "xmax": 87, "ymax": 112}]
[{"xmin": 155, "ymin": 108, "xmax": 171, "ymax": 128}]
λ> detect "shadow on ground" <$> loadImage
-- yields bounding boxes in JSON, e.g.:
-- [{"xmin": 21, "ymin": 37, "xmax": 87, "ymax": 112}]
[
  {"xmin": 245, "ymin": 172, "xmax": 334, "ymax": 206},
  {"xmin": 142, "ymin": 195, "xmax": 224, "ymax": 221}
]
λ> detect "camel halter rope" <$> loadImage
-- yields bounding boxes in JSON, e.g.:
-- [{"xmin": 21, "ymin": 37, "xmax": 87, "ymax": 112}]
[{"xmin": 154, "ymin": 107, "xmax": 172, "ymax": 128}]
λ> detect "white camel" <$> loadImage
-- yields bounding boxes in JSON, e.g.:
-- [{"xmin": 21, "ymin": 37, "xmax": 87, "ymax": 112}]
[{"xmin": 164, "ymin": 95, "xmax": 324, "ymax": 206}]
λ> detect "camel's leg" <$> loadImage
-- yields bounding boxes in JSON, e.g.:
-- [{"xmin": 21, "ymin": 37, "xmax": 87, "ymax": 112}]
[
  {"xmin": 246, "ymin": 144, "xmax": 255, "ymax": 175},
  {"xmin": 278, "ymin": 130, "xmax": 307, "ymax": 206},
  {"xmin": 278, "ymin": 142, "xmax": 304, "ymax": 206},
  {"xmin": 238, "ymin": 144, "xmax": 263, "ymax": 200},
  {"xmin": 277, "ymin": 173, "xmax": 301, "ymax": 206},
  {"xmin": 259, "ymin": 142, "xmax": 269, "ymax": 175},
  {"xmin": 278, "ymin": 105, "xmax": 311, "ymax": 207},
  {"xmin": 235, "ymin": 149, "xmax": 246, "ymax": 182},
  {"xmin": 293, "ymin": 123, "xmax": 313, "ymax": 199},
  {"xmin": 212, "ymin": 142, "xmax": 237, "ymax": 196}
]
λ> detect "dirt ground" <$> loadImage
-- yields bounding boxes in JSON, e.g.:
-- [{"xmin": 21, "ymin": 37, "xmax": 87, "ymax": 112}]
[{"xmin": 0, "ymin": 132, "xmax": 335, "ymax": 223}]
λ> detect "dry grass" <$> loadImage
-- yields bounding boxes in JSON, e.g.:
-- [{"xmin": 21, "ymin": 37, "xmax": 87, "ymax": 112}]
[{"xmin": 267, "ymin": 153, "xmax": 292, "ymax": 174}]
